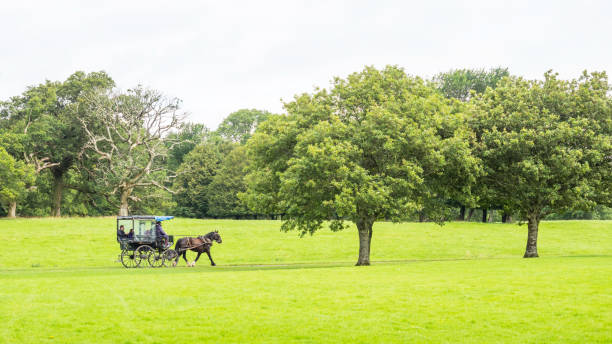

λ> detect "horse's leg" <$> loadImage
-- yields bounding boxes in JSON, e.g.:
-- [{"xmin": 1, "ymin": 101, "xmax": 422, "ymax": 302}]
[
  {"xmin": 192, "ymin": 251, "xmax": 202, "ymax": 267},
  {"xmin": 173, "ymin": 248, "xmax": 183, "ymax": 267},
  {"xmin": 173, "ymin": 249, "xmax": 179, "ymax": 267},
  {"xmin": 182, "ymin": 250, "xmax": 189, "ymax": 265},
  {"xmin": 173, "ymin": 240, "xmax": 187, "ymax": 266},
  {"xmin": 206, "ymin": 249, "xmax": 216, "ymax": 266}
]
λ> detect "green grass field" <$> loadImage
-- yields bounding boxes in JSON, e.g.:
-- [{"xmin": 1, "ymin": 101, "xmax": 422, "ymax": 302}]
[{"xmin": 1, "ymin": 218, "xmax": 611, "ymax": 343}]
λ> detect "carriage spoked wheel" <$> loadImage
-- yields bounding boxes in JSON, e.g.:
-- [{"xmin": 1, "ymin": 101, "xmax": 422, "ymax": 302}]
[
  {"xmin": 161, "ymin": 249, "xmax": 178, "ymax": 267},
  {"xmin": 120, "ymin": 249, "xmax": 138, "ymax": 268},
  {"xmin": 148, "ymin": 251, "xmax": 164, "ymax": 268},
  {"xmin": 134, "ymin": 245, "xmax": 154, "ymax": 267}
]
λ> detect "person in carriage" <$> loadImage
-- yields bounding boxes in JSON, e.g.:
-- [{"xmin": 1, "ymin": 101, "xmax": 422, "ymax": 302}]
[
  {"xmin": 117, "ymin": 225, "xmax": 127, "ymax": 239},
  {"xmin": 117, "ymin": 225, "xmax": 135, "ymax": 239}
]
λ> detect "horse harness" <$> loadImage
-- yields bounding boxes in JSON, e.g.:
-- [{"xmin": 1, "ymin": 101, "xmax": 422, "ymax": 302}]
[{"xmin": 183, "ymin": 236, "xmax": 213, "ymax": 250}]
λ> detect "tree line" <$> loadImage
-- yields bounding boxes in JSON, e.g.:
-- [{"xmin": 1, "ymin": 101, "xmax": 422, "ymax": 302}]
[
  {"xmin": 0, "ymin": 71, "xmax": 269, "ymax": 219},
  {"xmin": 1, "ymin": 66, "xmax": 610, "ymax": 263}
]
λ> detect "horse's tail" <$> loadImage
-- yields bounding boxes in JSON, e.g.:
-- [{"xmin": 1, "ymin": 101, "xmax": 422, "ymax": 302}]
[
  {"xmin": 174, "ymin": 237, "xmax": 186, "ymax": 253},
  {"xmin": 174, "ymin": 238, "xmax": 188, "ymax": 264}
]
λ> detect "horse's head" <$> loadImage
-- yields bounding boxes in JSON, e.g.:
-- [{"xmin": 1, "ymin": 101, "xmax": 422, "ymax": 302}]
[{"xmin": 212, "ymin": 230, "xmax": 222, "ymax": 244}]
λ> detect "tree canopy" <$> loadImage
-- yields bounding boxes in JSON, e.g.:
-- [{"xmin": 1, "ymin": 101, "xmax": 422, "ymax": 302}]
[
  {"xmin": 172, "ymin": 143, "xmax": 222, "ymax": 218},
  {"xmin": 433, "ymin": 67, "xmax": 509, "ymax": 101},
  {"xmin": 243, "ymin": 66, "xmax": 481, "ymax": 265},
  {"xmin": 207, "ymin": 145, "xmax": 252, "ymax": 218},
  {"xmin": 0, "ymin": 71, "xmax": 115, "ymax": 216},
  {"xmin": 472, "ymin": 71, "xmax": 612, "ymax": 257},
  {"xmin": 216, "ymin": 109, "xmax": 270, "ymax": 144}
]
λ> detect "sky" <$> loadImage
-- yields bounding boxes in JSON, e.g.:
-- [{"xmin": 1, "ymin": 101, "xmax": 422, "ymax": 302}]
[{"xmin": 1, "ymin": 0, "xmax": 611, "ymax": 129}]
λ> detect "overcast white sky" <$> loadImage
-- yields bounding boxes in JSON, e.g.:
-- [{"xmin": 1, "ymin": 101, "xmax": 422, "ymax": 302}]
[{"xmin": 1, "ymin": 1, "xmax": 611, "ymax": 129}]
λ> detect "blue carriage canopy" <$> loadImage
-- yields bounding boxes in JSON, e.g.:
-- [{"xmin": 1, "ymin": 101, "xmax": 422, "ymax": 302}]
[{"xmin": 155, "ymin": 216, "xmax": 174, "ymax": 221}]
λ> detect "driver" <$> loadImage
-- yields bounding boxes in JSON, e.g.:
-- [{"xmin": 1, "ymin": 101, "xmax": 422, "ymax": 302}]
[{"xmin": 155, "ymin": 221, "xmax": 170, "ymax": 247}]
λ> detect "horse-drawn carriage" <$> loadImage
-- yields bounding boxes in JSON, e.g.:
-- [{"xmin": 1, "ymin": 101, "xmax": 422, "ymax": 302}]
[{"xmin": 116, "ymin": 215, "xmax": 178, "ymax": 268}]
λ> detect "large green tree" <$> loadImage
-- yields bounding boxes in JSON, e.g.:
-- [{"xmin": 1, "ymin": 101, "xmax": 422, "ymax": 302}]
[
  {"xmin": 243, "ymin": 66, "xmax": 480, "ymax": 265},
  {"xmin": 472, "ymin": 71, "xmax": 612, "ymax": 257},
  {"xmin": 0, "ymin": 71, "xmax": 115, "ymax": 216}
]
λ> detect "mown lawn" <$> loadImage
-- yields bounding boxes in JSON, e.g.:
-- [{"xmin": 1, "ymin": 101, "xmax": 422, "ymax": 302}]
[{"xmin": 1, "ymin": 218, "xmax": 611, "ymax": 343}]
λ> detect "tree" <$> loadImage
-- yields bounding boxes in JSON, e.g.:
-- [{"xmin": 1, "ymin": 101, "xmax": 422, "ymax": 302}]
[
  {"xmin": 0, "ymin": 71, "xmax": 115, "ymax": 216},
  {"xmin": 433, "ymin": 67, "xmax": 510, "ymax": 221},
  {"xmin": 207, "ymin": 145, "xmax": 252, "ymax": 218},
  {"xmin": 166, "ymin": 122, "xmax": 209, "ymax": 172},
  {"xmin": 171, "ymin": 109, "xmax": 266, "ymax": 219},
  {"xmin": 243, "ymin": 66, "xmax": 480, "ymax": 265},
  {"xmin": 172, "ymin": 143, "xmax": 221, "ymax": 218},
  {"xmin": 0, "ymin": 147, "xmax": 34, "ymax": 217},
  {"xmin": 216, "ymin": 109, "xmax": 270, "ymax": 144},
  {"xmin": 79, "ymin": 87, "xmax": 185, "ymax": 216},
  {"xmin": 471, "ymin": 71, "xmax": 612, "ymax": 257},
  {"xmin": 433, "ymin": 67, "xmax": 509, "ymax": 101}
]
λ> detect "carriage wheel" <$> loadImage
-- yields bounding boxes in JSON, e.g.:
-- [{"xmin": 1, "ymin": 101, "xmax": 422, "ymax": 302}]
[
  {"xmin": 162, "ymin": 249, "xmax": 178, "ymax": 267},
  {"xmin": 134, "ymin": 245, "xmax": 154, "ymax": 267},
  {"xmin": 121, "ymin": 249, "xmax": 138, "ymax": 268},
  {"xmin": 148, "ymin": 251, "xmax": 164, "ymax": 268}
]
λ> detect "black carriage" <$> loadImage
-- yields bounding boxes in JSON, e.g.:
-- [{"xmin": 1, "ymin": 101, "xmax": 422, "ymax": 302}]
[{"xmin": 116, "ymin": 215, "xmax": 178, "ymax": 268}]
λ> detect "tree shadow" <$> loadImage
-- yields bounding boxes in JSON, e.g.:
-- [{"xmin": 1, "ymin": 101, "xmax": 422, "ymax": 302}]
[{"xmin": 3, "ymin": 254, "xmax": 611, "ymax": 279}]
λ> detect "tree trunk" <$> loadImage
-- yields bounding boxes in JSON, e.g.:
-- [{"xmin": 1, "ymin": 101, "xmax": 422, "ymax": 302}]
[
  {"xmin": 418, "ymin": 212, "xmax": 425, "ymax": 222},
  {"xmin": 466, "ymin": 209, "xmax": 475, "ymax": 221},
  {"xmin": 119, "ymin": 188, "xmax": 131, "ymax": 216},
  {"xmin": 481, "ymin": 209, "xmax": 488, "ymax": 223},
  {"xmin": 488, "ymin": 209, "xmax": 494, "ymax": 222},
  {"xmin": 52, "ymin": 174, "xmax": 64, "ymax": 217},
  {"xmin": 7, "ymin": 202, "xmax": 17, "ymax": 218},
  {"xmin": 524, "ymin": 215, "xmax": 540, "ymax": 258},
  {"xmin": 355, "ymin": 218, "xmax": 374, "ymax": 266},
  {"xmin": 502, "ymin": 213, "xmax": 513, "ymax": 223},
  {"xmin": 457, "ymin": 206, "xmax": 466, "ymax": 221}
]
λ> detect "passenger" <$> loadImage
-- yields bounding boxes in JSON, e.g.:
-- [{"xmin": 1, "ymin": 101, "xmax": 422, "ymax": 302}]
[
  {"xmin": 117, "ymin": 225, "xmax": 127, "ymax": 239},
  {"xmin": 127, "ymin": 228, "xmax": 134, "ymax": 239}
]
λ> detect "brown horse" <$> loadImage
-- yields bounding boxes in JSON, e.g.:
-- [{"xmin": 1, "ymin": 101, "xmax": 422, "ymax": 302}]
[{"xmin": 173, "ymin": 231, "xmax": 222, "ymax": 267}]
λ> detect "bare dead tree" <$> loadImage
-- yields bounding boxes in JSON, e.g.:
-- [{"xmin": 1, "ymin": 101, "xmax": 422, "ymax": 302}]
[{"xmin": 79, "ymin": 87, "xmax": 186, "ymax": 216}]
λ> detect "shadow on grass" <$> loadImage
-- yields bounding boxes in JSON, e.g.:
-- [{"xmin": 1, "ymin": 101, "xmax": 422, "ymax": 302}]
[{"xmin": 3, "ymin": 254, "xmax": 611, "ymax": 280}]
